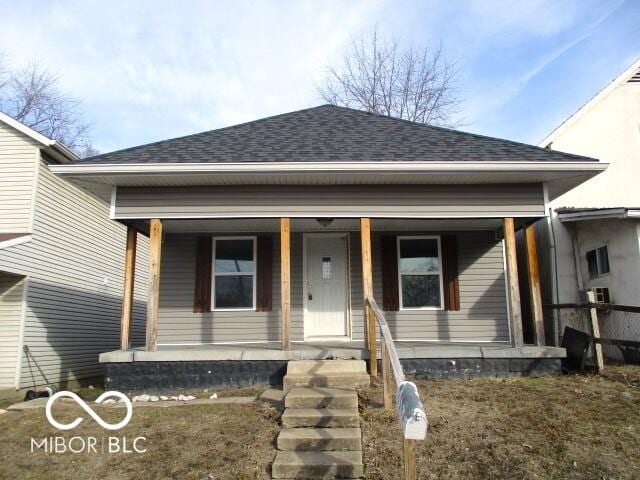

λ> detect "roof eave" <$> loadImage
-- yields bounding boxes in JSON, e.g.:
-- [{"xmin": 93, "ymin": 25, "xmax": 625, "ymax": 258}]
[
  {"xmin": 556, "ymin": 207, "xmax": 640, "ymax": 223},
  {"xmin": 49, "ymin": 161, "xmax": 608, "ymax": 202},
  {"xmin": 50, "ymin": 160, "xmax": 606, "ymax": 177},
  {"xmin": 557, "ymin": 207, "xmax": 640, "ymax": 222},
  {"xmin": 0, "ymin": 111, "xmax": 78, "ymax": 163},
  {"xmin": 44, "ymin": 143, "xmax": 78, "ymax": 163}
]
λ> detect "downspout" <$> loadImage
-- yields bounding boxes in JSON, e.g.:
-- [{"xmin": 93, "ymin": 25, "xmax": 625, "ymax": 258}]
[
  {"xmin": 547, "ymin": 208, "xmax": 560, "ymax": 346},
  {"xmin": 571, "ymin": 226, "xmax": 584, "ymax": 291}
]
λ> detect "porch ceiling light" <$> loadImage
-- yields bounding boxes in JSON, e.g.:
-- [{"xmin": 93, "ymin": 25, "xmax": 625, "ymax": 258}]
[{"xmin": 317, "ymin": 218, "xmax": 334, "ymax": 227}]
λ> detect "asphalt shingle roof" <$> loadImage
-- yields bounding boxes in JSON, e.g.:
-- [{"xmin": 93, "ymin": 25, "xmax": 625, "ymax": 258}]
[{"xmin": 77, "ymin": 105, "xmax": 596, "ymax": 164}]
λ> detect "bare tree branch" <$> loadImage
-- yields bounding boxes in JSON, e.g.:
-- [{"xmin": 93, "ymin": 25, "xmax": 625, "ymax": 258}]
[
  {"xmin": 0, "ymin": 52, "xmax": 9, "ymax": 92},
  {"xmin": 0, "ymin": 60, "xmax": 98, "ymax": 157},
  {"xmin": 319, "ymin": 29, "xmax": 461, "ymax": 127}
]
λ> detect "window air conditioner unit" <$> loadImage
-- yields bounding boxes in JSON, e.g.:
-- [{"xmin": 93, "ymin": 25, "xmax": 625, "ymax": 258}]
[{"xmin": 580, "ymin": 287, "xmax": 611, "ymax": 304}]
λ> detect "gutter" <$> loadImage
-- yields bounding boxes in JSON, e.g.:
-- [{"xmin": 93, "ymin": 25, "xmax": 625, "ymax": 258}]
[
  {"xmin": 50, "ymin": 160, "xmax": 608, "ymax": 176},
  {"xmin": 558, "ymin": 208, "xmax": 640, "ymax": 222},
  {"xmin": 47, "ymin": 143, "xmax": 78, "ymax": 163}
]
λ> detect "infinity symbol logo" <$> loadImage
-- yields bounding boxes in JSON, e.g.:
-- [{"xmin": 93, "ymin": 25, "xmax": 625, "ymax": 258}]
[{"xmin": 45, "ymin": 391, "xmax": 133, "ymax": 431}]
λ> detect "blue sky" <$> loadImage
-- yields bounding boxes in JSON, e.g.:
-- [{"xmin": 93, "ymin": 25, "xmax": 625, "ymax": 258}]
[{"xmin": 1, "ymin": 0, "xmax": 638, "ymax": 152}]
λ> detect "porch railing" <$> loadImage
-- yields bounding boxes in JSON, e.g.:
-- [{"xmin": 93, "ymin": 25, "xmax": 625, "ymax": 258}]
[{"xmin": 366, "ymin": 297, "xmax": 428, "ymax": 480}]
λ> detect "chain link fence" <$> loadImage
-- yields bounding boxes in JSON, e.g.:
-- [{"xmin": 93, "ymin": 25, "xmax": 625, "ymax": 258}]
[{"xmin": 548, "ymin": 302, "xmax": 640, "ymax": 370}]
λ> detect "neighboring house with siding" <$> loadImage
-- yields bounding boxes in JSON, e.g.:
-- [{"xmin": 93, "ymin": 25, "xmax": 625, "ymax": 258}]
[
  {"xmin": 533, "ymin": 58, "xmax": 640, "ymax": 349},
  {"xmin": 0, "ymin": 112, "xmax": 148, "ymax": 391},
  {"xmin": 51, "ymin": 105, "xmax": 606, "ymax": 390}
]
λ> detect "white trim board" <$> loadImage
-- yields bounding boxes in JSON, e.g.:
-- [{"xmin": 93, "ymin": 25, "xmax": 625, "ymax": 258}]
[
  {"xmin": 0, "ymin": 111, "xmax": 77, "ymax": 162},
  {"xmin": 109, "ymin": 186, "xmax": 117, "ymax": 219},
  {"xmin": 0, "ymin": 234, "xmax": 33, "ymax": 251},
  {"xmin": 14, "ymin": 277, "xmax": 29, "ymax": 390},
  {"xmin": 210, "ymin": 236, "xmax": 257, "ymax": 312},
  {"xmin": 396, "ymin": 235, "xmax": 445, "ymax": 311},
  {"xmin": 51, "ymin": 160, "xmax": 606, "ymax": 176},
  {"xmin": 28, "ymin": 151, "xmax": 42, "ymax": 231}
]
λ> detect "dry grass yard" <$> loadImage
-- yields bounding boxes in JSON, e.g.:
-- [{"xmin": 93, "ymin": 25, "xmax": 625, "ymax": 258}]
[
  {"xmin": 361, "ymin": 366, "xmax": 640, "ymax": 479},
  {"xmin": 0, "ymin": 367, "xmax": 638, "ymax": 479},
  {"xmin": 0, "ymin": 398, "xmax": 281, "ymax": 480}
]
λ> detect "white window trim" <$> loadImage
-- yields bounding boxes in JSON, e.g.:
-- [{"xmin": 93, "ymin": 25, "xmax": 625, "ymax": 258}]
[
  {"xmin": 397, "ymin": 235, "xmax": 445, "ymax": 311},
  {"xmin": 211, "ymin": 236, "xmax": 257, "ymax": 311}
]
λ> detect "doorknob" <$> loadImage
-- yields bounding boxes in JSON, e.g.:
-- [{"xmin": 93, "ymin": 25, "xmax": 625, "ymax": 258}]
[{"xmin": 308, "ymin": 294, "xmax": 313, "ymax": 301}]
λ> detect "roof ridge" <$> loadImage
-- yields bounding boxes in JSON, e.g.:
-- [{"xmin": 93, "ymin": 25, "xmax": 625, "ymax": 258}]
[{"xmin": 80, "ymin": 103, "xmax": 592, "ymax": 163}]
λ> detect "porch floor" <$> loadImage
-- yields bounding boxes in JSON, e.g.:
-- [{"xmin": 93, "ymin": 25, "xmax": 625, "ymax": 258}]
[{"xmin": 99, "ymin": 342, "xmax": 565, "ymax": 363}]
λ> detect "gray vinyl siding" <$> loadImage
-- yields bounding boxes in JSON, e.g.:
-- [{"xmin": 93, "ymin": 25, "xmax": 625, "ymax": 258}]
[
  {"xmin": 155, "ymin": 230, "xmax": 507, "ymax": 345},
  {"xmin": 373, "ymin": 231, "xmax": 510, "ymax": 342},
  {"xmin": 0, "ymin": 123, "xmax": 38, "ymax": 233},
  {"xmin": 0, "ymin": 273, "xmax": 25, "ymax": 388},
  {"xmin": 0, "ymin": 159, "xmax": 149, "ymax": 388},
  {"xmin": 114, "ymin": 184, "xmax": 545, "ymax": 219},
  {"xmin": 157, "ymin": 234, "xmax": 281, "ymax": 344}
]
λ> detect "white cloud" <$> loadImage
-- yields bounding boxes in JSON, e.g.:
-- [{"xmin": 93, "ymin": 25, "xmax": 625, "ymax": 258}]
[
  {"xmin": 0, "ymin": 0, "xmax": 634, "ymax": 149},
  {"xmin": 455, "ymin": 0, "xmax": 625, "ymax": 129},
  {"xmin": 0, "ymin": 0, "xmax": 386, "ymax": 150}
]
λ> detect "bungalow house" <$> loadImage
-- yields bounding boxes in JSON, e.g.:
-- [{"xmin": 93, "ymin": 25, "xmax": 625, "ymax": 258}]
[
  {"xmin": 0, "ymin": 112, "xmax": 148, "ymax": 392},
  {"xmin": 533, "ymin": 58, "xmax": 640, "ymax": 357},
  {"xmin": 51, "ymin": 105, "xmax": 607, "ymax": 391}
]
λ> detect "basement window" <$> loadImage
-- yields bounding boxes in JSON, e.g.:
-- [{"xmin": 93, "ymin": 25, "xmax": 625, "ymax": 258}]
[
  {"xmin": 212, "ymin": 237, "xmax": 256, "ymax": 310},
  {"xmin": 397, "ymin": 236, "xmax": 444, "ymax": 310},
  {"xmin": 586, "ymin": 245, "xmax": 610, "ymax": 278}
]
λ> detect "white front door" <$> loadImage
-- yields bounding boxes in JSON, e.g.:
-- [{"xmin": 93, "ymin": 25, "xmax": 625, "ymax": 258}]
[{"xmin": 304, "ymin": 235, "xmax": 349, "ymax": 340}]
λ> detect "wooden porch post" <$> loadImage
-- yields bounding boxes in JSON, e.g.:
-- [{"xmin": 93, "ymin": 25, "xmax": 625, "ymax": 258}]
[
  {"xmin": 280, "ymin": 218, "xmax": 291, "ymax": 350},
  {"xmin": 525, "ymin": 224, "xmax": 545, "ymax": 346},
  {"xmin": 360, "ymin": 218, "xmax": 377, "ymax": 376},
  {"xmin": 504, "ymin": 218, "xmax": 524, "ymax": 348},
  {"xmin": 120, "ymin": 226, "xmax": 137, "ymax": 350},
  {"xmin": 146, "ymin": 219, "xmax": 163, "ymax": 352}
]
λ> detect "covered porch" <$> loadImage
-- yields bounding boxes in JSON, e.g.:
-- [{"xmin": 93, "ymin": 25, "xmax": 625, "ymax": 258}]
[
  {"xmin": 46, "ymin": 105, "xmax": 608, "ymax": 390},
  {"xmin": 110, "ymin": 214, "xmax": 552, "ymax": 375}
]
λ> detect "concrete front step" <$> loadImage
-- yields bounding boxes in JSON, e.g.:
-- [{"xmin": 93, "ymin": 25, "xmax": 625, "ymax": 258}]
[
  {"xmin": 272, "ymin": 451, "xmax": 363, "ymax": 479},
  {"xmin": 285, "ymin": 388, "xmax": 358, "ymax": 409},
  {"xmin": 286, "ymin": 360, "xmax": 368, "ymax": 376},
  {"xmin": 283, "ymin": 360, "xmax": 370, "ymax": 391},
  {"xmin": 281, "ymin": 408, "xmax": 360, "ymax": 428},
  {"xmin": 283, "ymin": 374, "xmax": 370, "ymax": 390},
  {"xmin": 278, "ymin": 427, "xmax": 362, "ymax": 451}
]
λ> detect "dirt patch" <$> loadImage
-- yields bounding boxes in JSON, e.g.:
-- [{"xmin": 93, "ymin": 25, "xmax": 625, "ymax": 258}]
[{"xmin": 359, "ymin": 371, "xmax": 640, "ymax": 479}]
